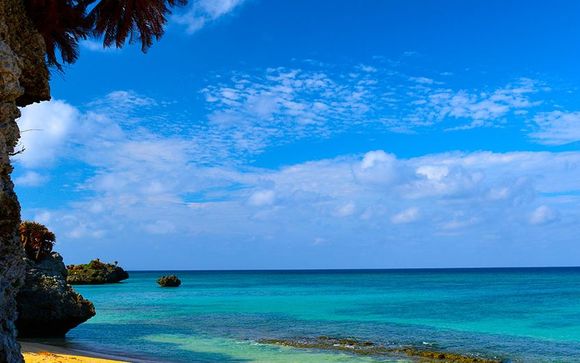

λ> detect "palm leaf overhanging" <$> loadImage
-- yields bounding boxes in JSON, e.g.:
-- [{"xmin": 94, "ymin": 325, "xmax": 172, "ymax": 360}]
[{"xmin": 24, "ymin": 0, "xmax": 187, "ymax": 69}]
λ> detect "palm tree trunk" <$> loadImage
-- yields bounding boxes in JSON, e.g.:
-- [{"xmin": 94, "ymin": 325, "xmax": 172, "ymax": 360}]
[{"xmin": 1, "ymin": 0, "xmax": 50, "ymax": 361}]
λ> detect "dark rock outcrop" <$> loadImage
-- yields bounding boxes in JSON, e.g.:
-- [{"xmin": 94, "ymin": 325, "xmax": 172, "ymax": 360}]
[
  {"xmin": 67, "ymin": 259, "xmax": 129, "ymax": 285},
  {"xmin": 16, "ymin": 252, "xmax": 95, "ymax": 337},
  {"xmin": 157, "ymin": 275, "xmax": 181, "ymax": 287}
]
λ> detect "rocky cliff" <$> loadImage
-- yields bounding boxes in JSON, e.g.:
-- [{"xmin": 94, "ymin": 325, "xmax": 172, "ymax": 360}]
[
  {"xmin": 0, "ymin": 0, "xmax": 50, "ymax": 360},
  {"xmin": 16, "ymin": 252, "xmax": 95, "ymax": 338}
]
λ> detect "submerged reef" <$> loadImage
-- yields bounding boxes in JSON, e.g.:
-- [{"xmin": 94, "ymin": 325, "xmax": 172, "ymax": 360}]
[
  {"xmin": 157, "ymin": 275, "xmax": 181, "ymax": 287},
  {"xmin": 258, "ymin": 336, "xmax": 503, "ymax": 363},
  {"xmin": 16, "ymin": 252, "xmax": 95, "ymax": 337},
  {"xmin": 67, "ymin": 259, "xmax": 129, "ymax": 284}
]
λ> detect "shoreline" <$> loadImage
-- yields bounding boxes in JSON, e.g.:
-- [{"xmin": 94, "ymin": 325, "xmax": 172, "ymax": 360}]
[{"xmin": 20, "ymin": 342, "xmax": 132, "ymax": 363}]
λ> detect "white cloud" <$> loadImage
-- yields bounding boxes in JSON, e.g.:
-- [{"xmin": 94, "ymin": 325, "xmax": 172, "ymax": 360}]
[
  {"xmin": 335, "ymin": 202, "xmax": 356, "ymax": 217},
  {"xmin": 416, "ymin": 165, "xmax": 449, "ymax": 181},
  {"xmin": 173, "ymin": 0, "xmax": 246, "ymax": 34},
  {"xmin": 361, "ymin": 150, "xmax": 392, "ymax": 170},
  {"xmin": 407, "ymin": 78, "xmax": 541, "ymax": 130},
  {"xmin": 529, "ymin": 205, "xmax": 559, "ymax": 225},
  {"xmin": 13, "ymin": 69, "xmax": 580, "ymax": 268},
  {"xmin": 19, "ymin": 99, "xmax": 580, "ymax": 266},
  {"xmin": 530, "ymin": 111, "xmax": 580, "ymax": 145},
  {"xmin": 14, "ymin": 171, "xmax": 48, "ymax": 187},
  {"xmin": 200, "ymin": 67, "xmax": 377, "ymax": 154},
  {"xmin": 409, "ymin": 76, "xmax": 440, "ymax": 85},
  {"xmin": 249, "ymin": 190, "xmax": 275, "ymax": 206},
  {"xmin": 15, "ymin": 100, "xmax": 78, "ymax": 168},
  {"xmin": 198, "ymin": 65, "xmax": 551, "ymax": 146},
  {"xmin": 80, "ymin": 40, "xmax": 119, "ymax": 53},
  {"xmin": 356, "ymin": 151, "xmax": 397, "ymax": 186},
  {"xmin": 391, "ymin": 207, "xmax": 420, "ymax": 224}
]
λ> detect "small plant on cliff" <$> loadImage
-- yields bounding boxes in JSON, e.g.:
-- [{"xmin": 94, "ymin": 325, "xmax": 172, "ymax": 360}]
[
  {"xmin": 24, "ymin": 0, "xmax": 187, "ymax": 70},
  {"xmin": 157, "ymin": 275, "xmax": 181, "ymax": 287},
  {"xmin": 19, "ymin": 221, "xmax": 56, "ymax": 262}
]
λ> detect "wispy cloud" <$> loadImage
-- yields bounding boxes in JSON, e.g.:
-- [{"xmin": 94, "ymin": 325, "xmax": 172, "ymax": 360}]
[
  {"xmin": 406, "ymin": 78, "xmax": 542, "ymax": 130},
  {"xmin": 173, "ymin": 0, "xmax": 246, "ymax": 34},
  {"xmin": 199, "ymin": 65, "xmax": 551, "ymax": 146},
  {"xmin": 391, "ymin": 207, "xmax": 420, "ymax": 224},
  {"xmin": 530, "ymin": 111, "xmax": 580, "ymax": 145},
  {"xmin": 200, "ymin": 67, "xmax": 378, "ymax": 155}
]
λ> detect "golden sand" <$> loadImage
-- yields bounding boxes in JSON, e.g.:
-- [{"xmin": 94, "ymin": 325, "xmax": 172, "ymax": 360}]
[{"xmin": 21, "ymin": 342, "xmax": 128, "ymax": 363}]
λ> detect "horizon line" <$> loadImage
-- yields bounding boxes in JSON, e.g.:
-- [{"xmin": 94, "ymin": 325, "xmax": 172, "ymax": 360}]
[{"xmin": 124, "ymin": 265, "xmax": 580, "ymax": 272}]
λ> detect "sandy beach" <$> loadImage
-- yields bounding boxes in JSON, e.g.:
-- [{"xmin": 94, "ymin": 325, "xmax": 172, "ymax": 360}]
[{"xmin": 21, "ymin": 342, "xmax": 127, "ymax": 363}]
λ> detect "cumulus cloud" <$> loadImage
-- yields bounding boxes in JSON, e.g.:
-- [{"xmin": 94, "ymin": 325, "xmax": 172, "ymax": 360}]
[
  {"xmin": 15, "ymin": 100, "xmax": 78, "ymax": 168},
  {"xmin": 173, "ymin": 0, "xmax": 246, "ymax": 33},
  {"xmin": 27, "ymin": 120, "xmax": 580, "ymax": 263}
]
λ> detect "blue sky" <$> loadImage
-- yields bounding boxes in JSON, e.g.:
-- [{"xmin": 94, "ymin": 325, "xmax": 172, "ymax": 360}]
[{"xmin": 13, "ymin": 0, "xmax": 580, "ymax": 269}]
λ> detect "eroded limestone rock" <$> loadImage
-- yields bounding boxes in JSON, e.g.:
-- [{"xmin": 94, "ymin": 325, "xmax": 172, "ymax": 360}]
[
  {"xmin": 16, "ymin": 253, "xmax": 95, "ymax": 338},
  {"xmin": 0, "ymin": 0, "xmax": 50, "ymax": 360}
]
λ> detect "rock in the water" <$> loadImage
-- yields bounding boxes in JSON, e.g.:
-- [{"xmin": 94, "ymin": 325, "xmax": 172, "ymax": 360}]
[
  {"xmin": 16, "ymin": 252, "xmax": 95, "ymax": 337},
  {"xmin": 258, "ymin": 336, "xmax": 503, "ymax": 363},
  {"xmin": 67, "ymin": 259, "xmax": 129, "ymax": 285},
  {"xmin": 157, "ymin": 275, "xmax": 181, "ymax": 287}
]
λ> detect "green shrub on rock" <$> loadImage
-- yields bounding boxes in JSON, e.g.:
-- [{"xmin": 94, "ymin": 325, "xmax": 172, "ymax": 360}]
[
  {"xmin": 19, "ymin": 221, "xmax": 56, "ymax": 262},
  {"xmin": 67, "ymin": 259, "xmax": 129, "ymax": 285}
]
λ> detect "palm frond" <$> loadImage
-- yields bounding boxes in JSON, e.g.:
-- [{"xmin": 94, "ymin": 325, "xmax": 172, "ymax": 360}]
[
  {"xmin": 24, "ymin": 0, "xmax": 187, "ymax": 69},
  {"xmin": 87, "ymin": 0, "xmax": 185, "ymax": 52},
  {"xmin": 24, "ymin": 0, "xmax": 91, "ymax": 70}
]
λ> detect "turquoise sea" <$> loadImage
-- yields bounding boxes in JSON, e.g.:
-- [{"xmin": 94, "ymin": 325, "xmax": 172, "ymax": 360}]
[{"xmin": 45, "ymin": 269, "xmax": 580, "ymax": 362}]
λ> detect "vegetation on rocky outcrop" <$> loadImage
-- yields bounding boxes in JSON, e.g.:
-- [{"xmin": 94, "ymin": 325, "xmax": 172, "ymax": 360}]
[
  {"xmin": 258, "ymin": 336, "xmax": 503, "ymax": 363},
  {"xmin": 16, "ymin": 252, "xmax": 95, "ymax": 338},
  {"xmin": 67, "ymin": 259, "xmax": 129, "ymax": 284},
  {"xmin": 157, "ymin": 275, "xmax": 181, "ymax": 287},
  {"xmin": 19, "ymin": 221, "xmax": 55, "ymax": 262}
]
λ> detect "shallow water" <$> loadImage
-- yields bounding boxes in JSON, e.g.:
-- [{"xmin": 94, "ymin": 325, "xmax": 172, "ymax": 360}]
[{"xmin": 53, "ymin": 269, "xmax": 580, "ymax": 362}]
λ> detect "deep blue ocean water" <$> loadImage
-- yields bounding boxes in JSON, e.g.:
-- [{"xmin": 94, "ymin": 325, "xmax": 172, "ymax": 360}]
[{"xmin": 42, "ymin": 269, "xmax": 580, "ymax": 362}]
